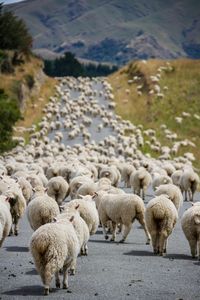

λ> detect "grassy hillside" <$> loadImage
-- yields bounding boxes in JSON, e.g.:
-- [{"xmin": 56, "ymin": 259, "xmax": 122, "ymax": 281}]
[
  {"xmin": 108, "ymin": 59, "xmax": 200, "ymax": 170},
  {"xmin": 0, "ymin": 53, "xmax": 56, "ymax": 142},
  {"xmin": 8, "ymin": 0, "xmax": 200, "ymax": 64}
]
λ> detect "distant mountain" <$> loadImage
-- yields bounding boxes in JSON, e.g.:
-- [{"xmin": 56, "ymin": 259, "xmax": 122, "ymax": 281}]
[{"xmin": 7, "ymin": 0, "xmax": 200, "ymax": 64}]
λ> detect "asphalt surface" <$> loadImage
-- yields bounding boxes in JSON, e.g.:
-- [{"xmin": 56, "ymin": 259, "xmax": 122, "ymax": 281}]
[{"xmin": 0, "ymin": 78, "xmax": 200, "ymax": 299}]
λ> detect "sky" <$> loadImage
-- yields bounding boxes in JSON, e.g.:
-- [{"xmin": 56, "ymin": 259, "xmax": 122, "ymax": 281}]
[{"xmin": 3, "ymin": 0, "xmax": 25, "ymax": 4}]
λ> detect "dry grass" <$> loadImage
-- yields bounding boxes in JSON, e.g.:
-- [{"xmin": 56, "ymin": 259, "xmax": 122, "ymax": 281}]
[
  {"xmin": 108, "ymin": 59, "xmax": 200, "ymax": 170},
  {"xmin": 0, "ymin": 54, "xmax": 57, "ymax": 142}
]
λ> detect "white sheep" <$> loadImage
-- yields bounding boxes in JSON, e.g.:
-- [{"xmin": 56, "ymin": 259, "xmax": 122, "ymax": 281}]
[
  {"xmin": 179, "ymin": 170, "xmax": 199, "ymax": 201},
  {"xmin": 47, "ymin": 176, "xmax": 69, "ymax": 206},
  {"xmin": 27, "ymin": 191, "xmax": 60, "ymax": 231},
  {"xmin": 130, "ymin": 167, "xmax": 152, "ymax": 200},
  {"xmin": 5, "ymin": 186, "xmax": 26, "ymax": 236},
  {"xmin": 60, "ymin": 207, "xmax": 90, "ymax": 256},
  {"xmin": 152, "ymin": 174, "xmax": 172, "ymax": 191},
  {"xmin": 171, "ymin": 170, "xmax": 183, "ymax": 187},
  {"xmin": 145, "ymin": 195, "xmax": 178, "ymax": 255},
  {"xmin": 95, "ymin": 192, "xmax": 150, "ymax": 244},
  {"xmin": 0, "ymin": 195, "xmax": 12, "ymax": 247},
  {"xmin": 30, "ymin": 218, "xmax": 79, "ymax": 295},
  {"xmin": 181, "ymin": 202, "xmax": 200, "ymax": 259},
  {"xmin": 64, "ymin": 196, "xmax": 99, "ymax": 235},
  {"xmin": 155, "ymin": 183, "xmax": 183, "ymax": 211}
]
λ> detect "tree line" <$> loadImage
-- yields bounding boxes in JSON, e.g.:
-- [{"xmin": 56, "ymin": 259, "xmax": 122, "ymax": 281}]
[{"xmin": 44, "ymin": 52, "xmax": 118, "ymax": 78}]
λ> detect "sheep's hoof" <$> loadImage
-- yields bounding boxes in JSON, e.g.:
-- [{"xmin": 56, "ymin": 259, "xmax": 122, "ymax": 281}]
[
  {"xmin": 14, "ymin": 231, "xmax": 18, "ymax": 236},
  {"xmin": 146, "ymin": 240, "xmax": 150, "ymax": 245},
  {"xmin": 119, "ymin": 239, "xmax": 125, "ymax": 243},
  {"xmin": 44, "ymin": 288, "xmax": 49, "ymax": 296},
  {"xmin": 105, "ymin": 235, "xmax": 109, "ymax": 240},
  {"xmin": 70, "ymin": 269, "xmax": 75, "ymax": 276},
  {"xmin": 56, "ymin": 282, "xmax": 61, "ymax": 288},
  {"xmin": 63, "ymin": 283, "xmax": 68, "ymax": 289}
]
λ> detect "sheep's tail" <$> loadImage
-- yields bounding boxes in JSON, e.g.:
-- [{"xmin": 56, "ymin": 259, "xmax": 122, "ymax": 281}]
[{"xmin": 152, "ymin": 203, "xmax": 165, "ymax": 220}]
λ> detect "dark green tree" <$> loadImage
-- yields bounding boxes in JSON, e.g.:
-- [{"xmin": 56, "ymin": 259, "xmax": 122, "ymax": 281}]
[{"xmin": 0, "ymin": 2, "xmax": 32, "ymax": 53}]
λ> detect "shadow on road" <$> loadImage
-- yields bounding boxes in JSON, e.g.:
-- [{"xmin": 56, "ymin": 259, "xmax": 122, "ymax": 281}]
[
  {"xmin": 4, "ymin": 246, "xmax": 29, "ymax": 252},
  {"xmin": 3, "ymin": 285, "xmax": 44, "ymax": 296},
  {"xmin": 163, "ymin": 254, "xmax": 194, "ymax": 260},
  {"xmin": 25, "ymin": 268, "xmax": 38, "ymax": 275},
  {"xmin": 123, "ymin": 250, "xmax": 155, "ymax": 257}
]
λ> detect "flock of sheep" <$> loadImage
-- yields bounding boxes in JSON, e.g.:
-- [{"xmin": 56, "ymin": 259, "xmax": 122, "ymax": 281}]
[{"xmin": 0, "ymin": 76, "xmax": 200, "ymax": 296}]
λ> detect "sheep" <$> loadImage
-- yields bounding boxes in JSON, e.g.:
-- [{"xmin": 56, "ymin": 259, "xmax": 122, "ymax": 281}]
[
  {"xmin": 17, "ymin": 177, "xmax": 33, "ymax": 203},
  {"xmin": 130, "ymin": 167, "xmax": 152, "ymax": 200},
  {"xmin": 4, "ymin": 186, "xmax": 26, "ymax": 236},
  {"xmin": 179, "ymin": 170, "xmax": 200, "ymax": 201},
  {"xmin": 95, "ymin": 192, "xmax": 150, "ymax": 244},
  {"xmin": 60, "ymin": 207, "xmax": 90, "ymax": 256},
  {"xmin": 30, "ymin": 217, "xmax": 79, "ymax": 295},
  {"xmin": 152, "ymin": 174, "xmax": 172, "ymax": 191},
  {"xmin": 69, "ymin": 176, "xmax": 94, "ymax": 199},
  {"xmin": 64, "ymin": 196, "xmax": 99, "ymax": 235},
  {"xmin": 27, "ymin": 191, "xmax": 60, "ymax": 231},
  {"xmin": 46, "ymin": 176, "xmax": 69, "ymax": 206},
  {"xmin": 171, "ymin": 170, "xmax": 183, "ymax": 187},
  {"xmin": 181, "ymin": 202, "xmax": 200, "ymax": 259},
  {"xmin": 0, "ymin": 195, "xmax": 12, "ymax": 247},
  {"xmin": 145, "ymin": 195, "xmax": 178, "ymax": 255},
  {"xmin": 121, "ymin": 164, "xmax": 136, "ymax": 188},
  {"xmin": 155, "ymin": 184, "xmax": 183, "ymax": 211},
  {"xmin": 99, "ymin": 166, "xmax": 121, "ymax": 187}
]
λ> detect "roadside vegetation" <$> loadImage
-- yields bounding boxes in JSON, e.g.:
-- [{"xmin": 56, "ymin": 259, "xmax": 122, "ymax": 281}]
[{"xmin": 108, "ymin": 59, "xmax": 200, "ymax": 170}]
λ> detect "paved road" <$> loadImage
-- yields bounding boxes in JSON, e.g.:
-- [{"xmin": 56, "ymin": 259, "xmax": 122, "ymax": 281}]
[{"xmin": 0, "ymin": 78, "xmax": 200, "ymax": 300}]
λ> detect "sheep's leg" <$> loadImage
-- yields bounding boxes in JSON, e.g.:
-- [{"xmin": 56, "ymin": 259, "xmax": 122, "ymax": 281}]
[
  {"xmin": 81, "ymin": 243, "xmax": 88, "ymax": 256},
  {"xmin": 70, "ymin": 258, "xmax": 77, "ymax": 275},
  {"xmin": 110, "ymin": 222, "xmax": 117, "ymax": 241},
  {"xmin": 119, "ymin": 224, "xmax": 132, "ymax": 243},
  {"xmin": 43, "ymin": 266, "xmax": 53, "ymax": 296},
  {"xmin": 13, "ymin": 215, "xmax": 19, "ymax": 236},
  {"xmin": 197, "ymin": 237, "xmax": 200, "ymax": 261},
  {"xmin": 100, "ymin": 214, "xmax": 109, "ymax": 240},
  {"xmin": 62, "ymin": 265, "xmax": 69, "ymax": 289},
  {"xmin": 55, "ymin": 271, "xmax": 61, "ymax": 288},
  {"xmin": 188, "ymin": 238, "xmax": 197, "ymax": 258},
  {"xmin": 151, "ymin": 231, "xmax": 158, "ymax": 254},
  {"xmin": 142, "ymin": 188, "xmax": 145, "ymax": 200},
  {"xmin": 158, "ymin": 232, "xmax": 167, "ymax": 256},
  {"xmin": 163, "ymin": 238, "xmax": 168, "ymax": 254},
  {"xmin": 184, "ymin": 191, "xmax": 187, "ymax": 202},
  {"xmin": 137, "ymin": 214, "xmax": 151, "ymax": 244}
]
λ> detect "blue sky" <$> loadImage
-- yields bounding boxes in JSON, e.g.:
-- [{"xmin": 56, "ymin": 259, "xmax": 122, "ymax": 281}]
[{"xmin": 3, "ymin": 0, "xmax": 25, "ymax": 4}]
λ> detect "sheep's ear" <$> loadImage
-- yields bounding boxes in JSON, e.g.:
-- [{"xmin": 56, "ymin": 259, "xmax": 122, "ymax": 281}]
[
  {"xmin": 75, "ymin": 204, "xmax": 79, "ymax": 210},
  {"xmin": 32, "ymin": 188, "xmax": 36, "ymax": 193},
  {"xmin": 70, "ymin": 216, "xmax": 74, "ymax": 222},
  {"xmin": 44, "ymin": 187, "xmax": 48, "ymax": 193},
  {"xmin": 53, "ymin": 217, "xmax": 57, "ymax": 223}
]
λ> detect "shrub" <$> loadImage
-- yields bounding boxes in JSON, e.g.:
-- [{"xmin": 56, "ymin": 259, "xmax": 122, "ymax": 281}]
[{"xmin": 0, "ymin": 89, "xmax": 21, "ymax": 153}]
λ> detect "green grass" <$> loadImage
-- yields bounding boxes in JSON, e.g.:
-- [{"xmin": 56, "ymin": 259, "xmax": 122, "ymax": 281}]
[{"xmin": 108, "ymin": 59, "xmax": 200, "ymax": 170}]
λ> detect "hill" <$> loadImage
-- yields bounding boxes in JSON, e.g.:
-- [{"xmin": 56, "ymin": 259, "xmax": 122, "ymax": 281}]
[
  {"xmin": 7, "ymin": 0, "xmax": 200, "ymax": 65},
  {"xmin": 0, "ymin": 51, "xmax": 56, "ymax": 144},
  {"xmin": 108, "ymin": 59, "xmax": 200, "ymax": 170}
]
